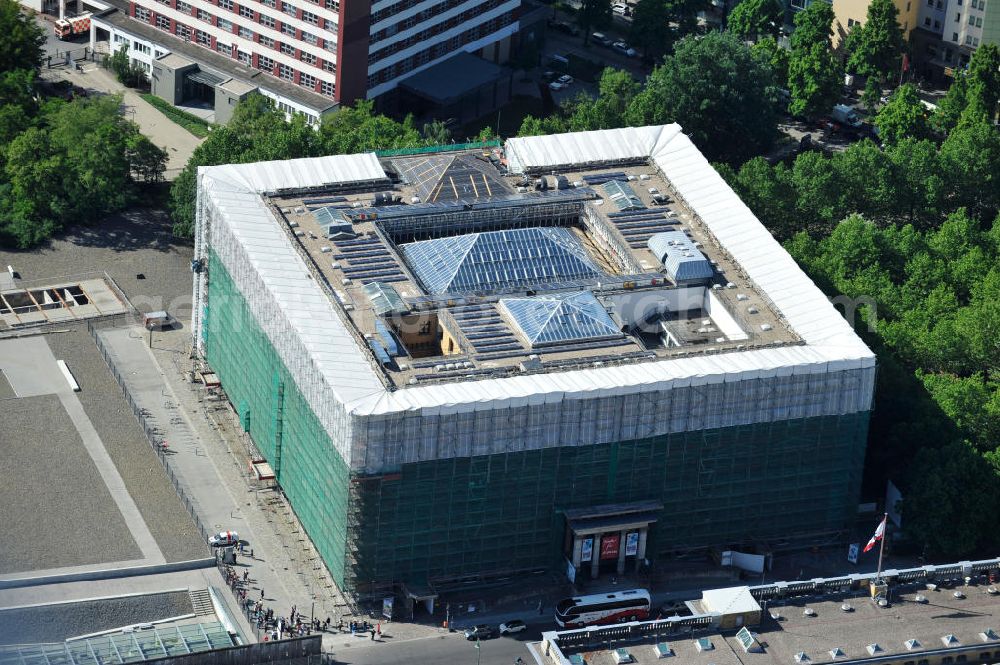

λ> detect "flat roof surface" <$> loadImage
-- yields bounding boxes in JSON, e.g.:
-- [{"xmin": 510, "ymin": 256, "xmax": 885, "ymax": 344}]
[
  {"xmin": 156, "ymin": 52, "xmax": 194, "ymax": 69},
  {"xmin": 399, "ymin": 51, "xmax": 506, "ymax": 104},
  {"xmin": 217, "ymin": 77, "xmax": 258, "ymax": 96},
  {"xmin": 273, "ymin": 155, "xmax": 795, "ymax": 388}
]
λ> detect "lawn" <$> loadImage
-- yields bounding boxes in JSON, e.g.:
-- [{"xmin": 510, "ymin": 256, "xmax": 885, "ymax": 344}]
[{"xmin": 139, "ymin": 93, "xmax": 212, "ymax": 138}]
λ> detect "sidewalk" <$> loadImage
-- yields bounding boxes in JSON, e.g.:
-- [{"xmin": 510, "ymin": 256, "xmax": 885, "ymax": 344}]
[
  {"xmin": 41, "ymin": 62, "xmax": 204, "ymax": 179},
  {"xmin": 99, "ymin": 323, "xmax": 439, "ymax": 647}
]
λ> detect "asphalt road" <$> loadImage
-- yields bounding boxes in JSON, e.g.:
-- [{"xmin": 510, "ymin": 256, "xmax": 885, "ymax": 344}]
[{"xmin": 331, "ymin": 629, "xmax": 542, "ymax": 665}]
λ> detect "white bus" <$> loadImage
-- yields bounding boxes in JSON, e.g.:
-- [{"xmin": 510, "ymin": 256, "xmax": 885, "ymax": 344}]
[{"xmin": 554, "ymin": 589, "xmax": 652, "ymax": 628}]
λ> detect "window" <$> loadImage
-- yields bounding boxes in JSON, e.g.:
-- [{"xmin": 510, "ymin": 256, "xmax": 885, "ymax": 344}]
[
  {"xmin": 280, "ymin": 41, "xmax": 295, "ymax": 54},
  {"xmin": 259, "ymin": 12, "xmax": 275, "ymax": 27},
  {"xmin": 301, "ymin": 30, "xmax": 317, "ymax": 44},
  {"xmin": 177, "ymin": 23, "xmax": 191, "ymax": 39},
  {"xmin": 155, "ymin": 49, "xmax": 165, "ymax": 57},
  {"xmin": 970, "ymin": 13, "xmax": 976, "ymax": 22},
  {"xmin": 934, "ymin": 19, "xmax": 940, "ymax": 27},
  {"xmin": 966, "ymin": 33, "xmax": 973, "ymax": 42},
  {"xmin": 196, "ymin": 29, "xmax": 211, "ymax": 44},
  {"xmin": 155, "ymin": 0, "xmax": 169, "ymax": 5},
  {"xmin": 197, "ymin": 8, "xmax": 211, "ymax": 20},
  {"xmin": 176, "ymin": 0, "xmax": 191, "ymax": 11},
  {"xmin": 238, "ymin": 49, "xmax": 251, "ymax": 63},
  {"xmin": 216, "ymin": 40, "xmax": 232, "ymax": 53},
  {"xmin": 258, "ymin": 54, "xmax": 274, "ymax": 70},
  {"xmin": 322, "ymin": 58, "xmax": 334, "ymax": 72},
  {"xmin": 300, "ymin": 51, "xmax": 316, "ymax": 64},
  {"xmin": 976, "ymin": 16, "xmax": 982, "ymax": 25},
  {"xmin": 239, "ymin": 25, "xmax": 253, "ymax": 38},
  {"xmin": 936, "ymin": 0, "xmax": 942, "ymax": 7},
  {"xmin": 321, "ymin": 80, "xmax": 334, "ymax": 96},
  {"xmin": 278, "ymin": 63, "xmax": 295, "ymax": 80},
  {"xmin": 135, "ymin": 5, "xmax": 150, "ymax": 20},
  {"xmin": 847, "ymin": 17, "xmax": 855, "ymax": 26},
  {"xmin": 218, "ymin": 17, "xmax": 232, "ymax": 30},
  {"xmin": 956, "ymin": 657, "xmax": 968, "ymax": 664},
  {"xmin": 955, "ymin": 11, "xmax": 961, "ymax": 19},
  {"xmin": 973, "ymin": 36, "xmax": 979, "ymax": 45},
  {"xmin": 324, "ymin": 0, "xmax": 338, "ymax": 9},
  {"xmin": 906, "ymin": 1, "xmax": 910, "ymax": 9},
  {"xmin": 261, "ymin": 0, "xmax": 276, "ymax": 5},
  {"xmin": 924, "ymin": 16, "xmax": 931, "ymax": 24},
  {"xmin": 156, "ymin": 14, "xmax": 171, "ymax": 30},
  {"xmin": 282, "ymin": 1, "xmax": 296, "ymax": 16},
  {"xmin": 239, "ymin": 4, "xmax": 255, "ymax": 17},
  {"xmin": 282, "ymin": 22, "xmax": 296, "ymax": 35},
  {"xmin": 301, "ymin": 9, "xmax": 318, "ymax": 23},
  {"xmin": 300, "ymin": 72, "xmax": 316, "ymax": 87},
  {"xmin": 259, "ymin": 34, "xmax": 275, "ymax": 47},
  {"xmin": 324, "ymin": 38, "xmax": 336, "ymax": 51},
  {"xmin": 219, "ymin": 0, "xmax": 233, "ymax": 10}
]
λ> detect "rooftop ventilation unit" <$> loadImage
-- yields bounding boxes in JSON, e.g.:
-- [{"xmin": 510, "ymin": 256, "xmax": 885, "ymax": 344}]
[
  {"xmin": 794, "ymin": 653, "xmax": 810, "ymax": 663},
  {"xmin": 942, "ymin": 635, "xmax": 960, "ymax": 646},
  {"xmin": 695, "ymin": 638, "xmax": 714, "ymax": 652},
  {"xmin": 981, "ymin": 630, "xmax": 1000, "ymax": 642},
  {"xmin": 904, "ymin": 639, "xmax": 921, "ymax": 651},
  {"xmin": 866, "ymin": 644, "xmax": 883, "ymax": 656},
  {"xmin": 803, "ymin": 608, "xmax": 816, "ymax": 617},
  {"xmin": 829, "ymin": 648, "xmax": 845, "ymax": 659}
]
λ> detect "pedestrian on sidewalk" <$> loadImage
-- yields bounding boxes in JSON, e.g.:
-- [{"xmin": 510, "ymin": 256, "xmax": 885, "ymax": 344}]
[
  {"xmin": 376, "ymin": 622, "xmax": 381, "ymax": 636},
  {"xmin": 370, "ymin": 628, "xmax": 376, "ymax": 641},
  {"xmin": 260, "ymin": 588, "xmax": 265, "ymax": 600}
]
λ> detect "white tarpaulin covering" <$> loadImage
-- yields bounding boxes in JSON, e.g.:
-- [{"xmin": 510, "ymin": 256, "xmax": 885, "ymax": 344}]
[{"xmin": 194, "ymin": 131, "xmax": 876, "ymax": 471}]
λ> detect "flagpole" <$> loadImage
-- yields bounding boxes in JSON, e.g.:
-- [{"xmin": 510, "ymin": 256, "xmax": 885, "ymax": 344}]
[{"xmin": 876, "ymin": 513, "xmax": 887, "ymax": 582}]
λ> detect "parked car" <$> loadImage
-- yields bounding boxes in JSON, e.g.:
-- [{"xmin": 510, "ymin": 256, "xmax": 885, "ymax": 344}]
[
  {"xmin": 208, "ymin": 530, "xmax": 239, "ymax": 547},
  {"xmin": 499, "ymin": 619, "xmax": 527, "ymax": 635},
  {"xmin": 549, "ymin": 20, "xmax": 580, "ymax": 35},
  {"xmin": 464, "ymin": 624, "xmax": 498, "ymax": 640},
  {"xmin": 591, "ymin": 32, "xmax": 612, "ymax": 46},
  {"xmin": 612, "ymin": 2, "xmax": 628, "ymax": 14},
  {"xmin": 612, "ymin": 41, "xmax": 637, "ymax": 57},
  {"xmin": 557, "ymin": 74, "xmax": 574, "ymax": 85},
  {"xmin": 549, "ymin": 81, "xmax": 566, "ymax": 91}
]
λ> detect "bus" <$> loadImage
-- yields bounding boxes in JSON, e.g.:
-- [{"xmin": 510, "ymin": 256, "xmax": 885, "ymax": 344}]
[{"xmin": 554, "ymin": 589, "xmax": 652, "ymax": 628}]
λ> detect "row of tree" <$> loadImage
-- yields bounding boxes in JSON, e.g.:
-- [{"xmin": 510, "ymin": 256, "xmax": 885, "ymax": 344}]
[{"xmin": 0, "ymin": 0, "xmax": 166, "ymax": 248}]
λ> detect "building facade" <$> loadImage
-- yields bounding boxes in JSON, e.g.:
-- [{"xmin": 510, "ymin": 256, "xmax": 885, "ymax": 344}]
[
  {"xmin": 192, "ymin": 126, "xmax": 876, "ymax": 597},
  {"xmin": 832, "ymin": 0, "xmax": 919, "ymax": 46},
  {"xmin": 910, "ymin": 0, "xmax": 997, "ymax": 78}
]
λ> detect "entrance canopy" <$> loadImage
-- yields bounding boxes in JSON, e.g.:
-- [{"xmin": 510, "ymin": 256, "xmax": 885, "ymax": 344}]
[{"xmin": 564, "ymin": 500, "xmax": 662, "ymax": 536}]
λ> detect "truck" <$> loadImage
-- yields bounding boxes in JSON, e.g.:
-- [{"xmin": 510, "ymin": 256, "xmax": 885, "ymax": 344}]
[
  {"xmin": 830, "ymin": 104, "xmax": 863, "ymax": 128},
  {"xmin": 54, "ymin": 13, "xmax": 91, "ymax": 40}
]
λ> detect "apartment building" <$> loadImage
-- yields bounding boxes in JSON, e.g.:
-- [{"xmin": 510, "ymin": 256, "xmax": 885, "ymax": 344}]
[
  {"xmin": 80, "ymin": 0, "xmax": 522, "ymax": 123},
  {"xmin": 832, "ymin": 0, "xmax": 919, "ymax": 46},
  {"xmin": 908, "ymin": 0, "xmax": 997, "ymax": 80}
]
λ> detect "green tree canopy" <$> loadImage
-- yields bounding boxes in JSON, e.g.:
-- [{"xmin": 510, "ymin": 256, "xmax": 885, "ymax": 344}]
[
  {"xmin": 0, "ymin": 0, "xmax": 44, "ymax": 74},
  {"xmin": 625, "ymin": 31, "xmax": 779, "ymax": 163},
  {"xmin": 751, "ymin": 36, "xmax": 790, "ymax": 85},
  {"xmin": 787, "ymin": 2, "xmax": 841, "ymax": 120},
  {"xmin": 630, "ymin": 0, "xmax": 672, "ymax": 62},
  {"xmin": 727, "ymin": 0, "xmax": 783, "ymax": 41},
  {"xmin": 843, "ymin": 0, "xmax": 904, "ymax": 81},
  {"xmin": 934, "ymin": 44, "xmax": 1000, "ymax": 132},
  {"xmin": 875, "ymin": 83, "xmax": 932, "ymax": 145},
  {"xmin": 577, "ymin": 0, "xmax": 612, "ymax": 42}
]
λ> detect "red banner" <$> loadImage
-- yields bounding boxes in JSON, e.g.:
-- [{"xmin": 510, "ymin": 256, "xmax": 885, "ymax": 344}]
[{"xmin": 600, "ymin": 535, "xmax": 620, "ymax": 560}]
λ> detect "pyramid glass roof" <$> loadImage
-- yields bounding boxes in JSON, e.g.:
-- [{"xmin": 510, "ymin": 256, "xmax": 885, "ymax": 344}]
[
  {"xmin": 498, "ymin": 291, "xmax": 622, "ymax": 347},
  {"xmin": 399, "ymin": 227, "xmax": 603, "ymax": 295}
]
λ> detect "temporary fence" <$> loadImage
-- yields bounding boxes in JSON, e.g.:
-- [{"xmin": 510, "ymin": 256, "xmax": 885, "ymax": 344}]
[{"xmin": 87, "ymin": 317, "xmax": 214, "ymax": 552}]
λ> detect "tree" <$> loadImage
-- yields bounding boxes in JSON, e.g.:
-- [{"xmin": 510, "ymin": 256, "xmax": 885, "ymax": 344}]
[
  {"xmin": 939, "ymin": 109, "xmax": 1000, "ymax": 221},
  {"xmin": 318, "ymin": 100, "xmax": 422, "ymax": 154},
  {"xmin": 720, "ymin": 157, "xmax": 798, "ymax": 239},
  {"xmin": 843, "ymin": 0, "xmax": 904, "ymax": 81},
  {"xmin": 625, "ymin": 32, "xmax": 779, "ymax": 163},
  {"xmin": 0, "ymin": 68, "xmax": 38, "ymax": 145},
  {"xmin": 421, "ymin": 120, "xmax": 452, "ymax": 146},
  {"xmin": 577, "ymin": 0, "xmax": 612, "ymax": 43},
  {"xmin": 788, "ymin": 41, "xmax": 842, "ymax": 119},
  {"xmin": 0, "ymin": 0, "xmax": 44, "ymax": 74},
  {"xmin": 727, "ymin": 0, "xmax": 783, "ymax": 41},
  {"xmin": 104, "ymin": 45, "xmax": 148, "ymax": 88},
  {"xmin": 934, "ymin": 44, "xmax": 1000, "ymax": 132},
  {"xmin": 630, "ymin": 0, "xmax": 672, "ymax": 62},
  {"xmin": 564, "ymin": 68, "xmax": 640, "ymax": 130},
  {"xmin": 751, "ymin": 36, "xmax": 789, "ymax": 85},
  {"xmin": 125, "ymin": 132, "xmax": 167, "ymax": 183},
  {"xmin": 789, "ymin": 0, "xmax": 834, "ymax": 50},
  {"xmin": 787, "ymin": 2, "xmax": 841, "ymax": 120},
  {"xmin": 874, "ymin": 83, "xmax": 931, "ymax": 145}
]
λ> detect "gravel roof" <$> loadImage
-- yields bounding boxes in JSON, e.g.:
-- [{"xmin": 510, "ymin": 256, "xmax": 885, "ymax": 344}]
[
  {"xmin": 0, "ymin": 591, "xmax": 193, "ymax": 644},
  {"xmin": 0, "ymin": 394, "xmax": 140, "ymax": 574},
  {"xmin": 43, "ymin": 327, "xmax": 208, "ymax": 563}
]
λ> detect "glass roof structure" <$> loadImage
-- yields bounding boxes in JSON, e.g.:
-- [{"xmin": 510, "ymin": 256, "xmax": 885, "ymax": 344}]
[
  {"xmin": 499, "ymin": 291, "xmax": 622, "ymax": 347},
  {"xmin": 601, "ymin": 180, "xmax": 644, "ymax": 211},
  {"xmin": 399, "ymin": 227, "xmax": 604, "ymax": 295},
  {"xmin": 0, "ymin": 622, "xmax": 235, "ymax": 665},
  {"xmin": 391, "ymin": 154, "xmax": 512, "ymax": 203},
  {"xmin": 362, "ymin": 281, "xmax": 408, "ymax": 315}
]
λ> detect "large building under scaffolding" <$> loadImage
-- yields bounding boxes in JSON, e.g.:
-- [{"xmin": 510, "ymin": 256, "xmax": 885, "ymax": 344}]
[{"xmin": 191, "ymin": 126, "xmax": 876, "ymax": 598}]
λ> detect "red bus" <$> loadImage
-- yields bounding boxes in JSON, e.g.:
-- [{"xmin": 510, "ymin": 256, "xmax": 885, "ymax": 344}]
[{"xmin": 554, "ymin": 589, "xmax": 651, "ymax": 628}]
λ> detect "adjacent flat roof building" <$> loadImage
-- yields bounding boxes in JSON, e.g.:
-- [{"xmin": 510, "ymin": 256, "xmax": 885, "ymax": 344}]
[{"xmin": 192, "ymin": 125, "xmax": 875, "ymax": 597}]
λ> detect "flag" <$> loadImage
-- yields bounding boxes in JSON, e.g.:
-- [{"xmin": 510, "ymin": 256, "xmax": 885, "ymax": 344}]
[{"xmin": 864, "ymin": 516, "xmax": 886, "ymax": 553}]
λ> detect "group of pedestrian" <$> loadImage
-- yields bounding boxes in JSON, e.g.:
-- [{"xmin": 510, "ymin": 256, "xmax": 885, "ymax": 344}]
[{"xmin": 348, "ymin": 620, "xmax": 382, "ymax": 640}]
